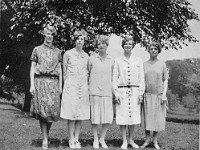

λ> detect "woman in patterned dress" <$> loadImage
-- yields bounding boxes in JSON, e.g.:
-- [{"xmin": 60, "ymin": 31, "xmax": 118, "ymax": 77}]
[
  {"xmin": 30, "ymin": 25, "xmax": 62, "ymax": 149},
  {"xmin": 88, "ymin": 35, "xmax": 114, "ymax": 149},
  {"xmin": 113, "ymin": 36, "xmax": 145, "ymax": 149},
  {"xmin": 141, "ymin": 41, "xmax": 168, "ymax": 149},
  {"xmin": 60, "ymin": 30, "xmax": 90, "ymax": 149}
]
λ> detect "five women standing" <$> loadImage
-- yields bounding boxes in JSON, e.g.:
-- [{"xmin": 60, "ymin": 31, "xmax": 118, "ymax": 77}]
[{"xmin": 30, "ymin": 26, "xmax": 168, "ymax": 149}]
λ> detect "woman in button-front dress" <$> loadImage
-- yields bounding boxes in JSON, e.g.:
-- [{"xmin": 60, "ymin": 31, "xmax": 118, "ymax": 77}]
[
  {"xmin": 141, "ymin": 41, "xmax": 168, "ymax": 150},
  {"xmin": 113, "ymin": 36, "xmax": 145, "ymax": 149},
  {"xmin": 88, "ymin": 35, "xmax": 114, "ymax": 149},
  {"xmin": 30, "ymin": 25, "xmax": 62, "ymax": 149},
  {"xmin": 60, "ymin": 30, "xmax": 90, "ymax": 149}
]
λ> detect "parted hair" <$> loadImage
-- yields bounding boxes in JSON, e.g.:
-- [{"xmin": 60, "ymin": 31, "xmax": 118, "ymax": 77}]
[
  {"xmin": 121, "ymin": 35, "xmax": 135, "ymax": 48},
  {"xmin": 148, "ymin": 41, "xmax": 162, "ymax": 53},
  {"xmin": 95, "ymin": 34, "xmax": 109, "ymax": 47}
]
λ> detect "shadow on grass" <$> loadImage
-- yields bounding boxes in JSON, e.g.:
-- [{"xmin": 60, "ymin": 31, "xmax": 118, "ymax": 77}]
[{"xmin": 31, "ymin": 138, "xmax": 157, "ymax": 149}]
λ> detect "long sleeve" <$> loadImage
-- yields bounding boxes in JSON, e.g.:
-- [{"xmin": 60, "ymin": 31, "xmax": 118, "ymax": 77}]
[
  {"xmin": 63, "ymin": 52, "xmax": 69, "ymax": 82},
  {"xmin": 138, "ymin": 59, "xmax": 145, "ymax": 96},
  {"xmin": 113, "ymin": 59, "xmax": 120, "ymax": 97}
]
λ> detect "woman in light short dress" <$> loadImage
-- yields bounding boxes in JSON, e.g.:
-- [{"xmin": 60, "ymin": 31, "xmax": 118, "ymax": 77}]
[
  {"xmin": 30, "ymin": 24, "xmax": 62, "ymax": 150},
  {"xmin": 113, "ymin": 36, "xmax": 145, "ymax": 149},
  {"xmin": 60, "ymin": 29, "xmax": 90, "ymax": 149},
  {"xmin": 88, "ymin": 35, "xmax": 114, "ymax": 149},
  {"xmin": 141, "ymin": 41, "xmax": 168, "ymax": 149}
]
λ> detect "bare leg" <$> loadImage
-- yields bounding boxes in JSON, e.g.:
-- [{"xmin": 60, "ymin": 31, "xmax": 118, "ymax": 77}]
[
  {"xmin": 92, "ymin": 124, "xmax": 99, "ymax": 148},
  {"xmin": 68, "ymin": 120, "xmax": 75, "ymax": 148},
  {"xmin": 47, "ymin": 122, "xmax": 52, "ymax": 138},
  {"xmin": 153, "ymin": 131, "xmax": 160, "ymax": 149},
  {"xmin": 141, "ymin": 130, "xmax": 151, "ymax": 148},
  {"xmin": 99, "ymin": 124, "xmax": 109, "ymax": 148},
  {"xmin": 120, "ymin": 125, "xmax": 127, "ymax": 149},
  {"xmin": 74, "ymin": 120, "xmax": 82, "ymax": 149},
  {"xmin": 39, "ymin": 120, "xmax": 48, "ymax": 149},
  {"xmin": 74, "ymin": 120, "xmax": 82, "ymax": 141},
  {"xmin": 128, "ymin": 125, "xmax": 139, "ymax": 148}
]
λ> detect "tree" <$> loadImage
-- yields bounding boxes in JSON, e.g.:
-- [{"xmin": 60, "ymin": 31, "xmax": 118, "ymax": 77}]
[{"xmin": 1, "ymin": 0, "xmax": 199, "ymax": 85}]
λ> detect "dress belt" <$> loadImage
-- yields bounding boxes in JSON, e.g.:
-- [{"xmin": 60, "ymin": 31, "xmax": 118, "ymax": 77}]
[{"xmin": 118, "ymin": 85, "xmax": 139, "ymax": 88}]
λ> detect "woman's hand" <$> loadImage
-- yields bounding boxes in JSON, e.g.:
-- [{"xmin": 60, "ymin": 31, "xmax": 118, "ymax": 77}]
[
  {"xmin": 138, "ymin": 95, "xmax": 143, "ymax": 104},
  {"xmin": 161, "ymin": 95, "xmax": 168, "ymax": 105},
  {"xmin": 29, "ymin": 86, "xmax": 35, "ymax": 95},
  {"xmin": 115, "ymin": 96, "xmax": 121, "ymax": 105},
  {"xmin": 59, "ymin": 86, "xmax": 62, "ymax": 95}
]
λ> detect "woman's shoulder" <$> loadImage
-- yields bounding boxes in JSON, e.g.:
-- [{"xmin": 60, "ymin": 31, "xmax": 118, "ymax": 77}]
[{"xmin": 63, "ymin": 48, "xmax": 74, "ymax": 56}]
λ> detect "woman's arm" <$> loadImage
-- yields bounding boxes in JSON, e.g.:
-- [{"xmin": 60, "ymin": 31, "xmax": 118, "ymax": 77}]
[
  {"xmin": 113, "ymin": 59, "xmax": 121, "ymax": 104},
  {"xmin": 138, "ymin": 59, "xmax": 145, "ymax": 104},
  {"xmin": 63, "ymin": 52, "xmax": 69, "ymax": 82},
  {"xmin": 30, "ymin": 61, "xmax": 36, "ymax": 94},
  {"xmin": 161, "ymin": 63, "xmax": 169, "ymax": 104},
  {"xmin": 59, "ymin": 63, "xmax": 62, "ymax": 94}
]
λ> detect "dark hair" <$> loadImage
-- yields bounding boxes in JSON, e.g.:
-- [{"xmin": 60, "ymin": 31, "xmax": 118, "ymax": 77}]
[
  {"xmin": 148, "ymin": 41, "xmax": 162, "ymax": 53},
  {"xmin": 121, "ymin": 35, "xmax": 135, "ymax": 48}
]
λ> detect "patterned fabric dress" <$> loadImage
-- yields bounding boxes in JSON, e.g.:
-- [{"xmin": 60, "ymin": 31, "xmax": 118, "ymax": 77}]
[
  {"xmin": 60, "ymin": 48, "xmax": 90, "ymax": 120},
  {"xmin": 141, "ymin": 60, "xmax": 168, "ymax": 131},
  {"xmin": 113, "ymin": 55, "xmax": 145, "ymax": 125},
  {"xmin": 30, "ymin": 43, "xmax": 62, "ymax": 122},
  {"xmin": 88, "ymin": 54, "xmax": 114, "ymax": 124}
]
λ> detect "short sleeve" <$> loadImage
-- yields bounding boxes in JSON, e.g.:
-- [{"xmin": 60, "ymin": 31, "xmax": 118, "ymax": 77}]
[
  {"xmin": 30, "ymin": 47, "xmax": 38, "ymax": 62},
  {"xmin": 163, "ymin": 63, "xmax": 169, "ymax": 81}
]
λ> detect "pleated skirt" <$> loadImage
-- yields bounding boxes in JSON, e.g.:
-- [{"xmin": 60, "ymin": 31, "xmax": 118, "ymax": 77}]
[{"xmin": 90, "ymin": 95, "xmax": 113, "ymax": 124}]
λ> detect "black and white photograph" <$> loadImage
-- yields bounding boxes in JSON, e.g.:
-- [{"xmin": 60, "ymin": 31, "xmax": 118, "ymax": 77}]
[{"xmin": 0, "ymin": 0, "xmax": 199, "ymax": 150}]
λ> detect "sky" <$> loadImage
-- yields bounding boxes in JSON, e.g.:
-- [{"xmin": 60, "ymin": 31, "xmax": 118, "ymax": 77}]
[{"xmin": 107, "ymin": 0, "xmax": 200, "ymax": 62}]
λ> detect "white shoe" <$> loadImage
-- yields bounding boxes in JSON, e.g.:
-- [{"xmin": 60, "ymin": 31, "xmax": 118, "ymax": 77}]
[
  {"xmin": 121, "ymin": 142, "xmax": 128, "ymax": 149},
  {"xmin": 75, "ymin": 141, "xmax": 81, "ymax": 149}
]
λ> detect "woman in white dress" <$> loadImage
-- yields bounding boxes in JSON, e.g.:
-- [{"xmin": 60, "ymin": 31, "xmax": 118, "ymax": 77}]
[
  {"xmin": 60, "ymin": 30, "xmax": 90, "ymax": 149},
  {"xmin": 113, "ymin": 36, "xmax": 145, "ymax": 149}
]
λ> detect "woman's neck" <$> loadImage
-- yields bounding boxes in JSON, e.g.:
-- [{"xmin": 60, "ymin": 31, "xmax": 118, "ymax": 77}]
[
  {"xmin": 75, "ymin": 46, "xmax": 83, "ymax": 53},
  {"xmin": 44, "ymin": 41, "xmax": 52, "ymax": 47},
  {"xmin": 150, "ymin": 56, "xmax": 158, "ymax": 61},
  {"xmin": 124, "ymin": 52, "xmax": 131, "ymax": 60},
  {"xmin": 99, "ymin": 51, "xmax": 107, "ymax": 57}
]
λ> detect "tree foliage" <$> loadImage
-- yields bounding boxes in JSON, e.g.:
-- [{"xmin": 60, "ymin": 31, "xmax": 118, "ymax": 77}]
[
  {"xmin": 166, "ymin": 58, "xmax": 200, "ymax": 99},
  {"xmin": 0, "ymin": 0, "xmax": 199, "ymax": 89}
]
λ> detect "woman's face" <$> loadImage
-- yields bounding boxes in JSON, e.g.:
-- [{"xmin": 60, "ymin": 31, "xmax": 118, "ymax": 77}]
[
  {"xmin": 44, "ymin": 30, "xmax": 54, "ymax": 44},
  {"xmin": 123, "ymin": 40, "xmax": 133, "ymax": 53},
  {"xmin": 75, "ymin": 36, "xmax": 84, "ymax": 47},
  {"xmin": 97, "ymin": 41, "xmax": 107, "ymax": 53},
  {"xmin": 149, "ymin": 45, "xmax": 159, "ymax": 57}
]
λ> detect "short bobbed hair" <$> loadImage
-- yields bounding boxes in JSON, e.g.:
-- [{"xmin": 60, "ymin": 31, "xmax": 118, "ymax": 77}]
[
  {"xmin": 72, "ymin": 29, "xmax": 87, "ymax": 43},
  {"xmin": 43, "ymin": 24, "xmax": 57, "ymax": 36},
  {"xmin": 121, "ymin": 35, "xmax": 135, "ymax": 48},
  {"xmin": 95, "ymin": 35, "xmax": 109, "ymax": 47},
  {"xmin": 148, "ymin": 41, "xmax": 162, "ymax": 53}
]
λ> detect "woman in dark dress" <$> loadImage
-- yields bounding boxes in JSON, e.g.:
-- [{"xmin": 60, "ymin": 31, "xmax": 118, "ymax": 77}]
[{"xmin": 29, "ymin": 24, "xmax": 62, "ymax": 149}]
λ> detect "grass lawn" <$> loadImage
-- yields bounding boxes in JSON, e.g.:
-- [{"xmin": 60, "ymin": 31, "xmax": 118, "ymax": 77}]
[{"xmin": 0, "ymin": 102, "xmax": 199, "ymax": 150}]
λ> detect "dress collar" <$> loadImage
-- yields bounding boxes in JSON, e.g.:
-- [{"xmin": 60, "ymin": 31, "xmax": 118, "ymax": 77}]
[
  {"xmin": 72, "ymin": 48, "xmax": 87, "ymax": 58},
  {"xmin": 43, "ymin": 43, "xmax": 54, "ymax": 49},
  {"xmin": 121, "ymin": 54, "xmax": 135, "ymax": 63}
]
